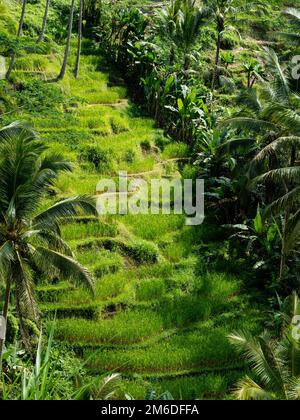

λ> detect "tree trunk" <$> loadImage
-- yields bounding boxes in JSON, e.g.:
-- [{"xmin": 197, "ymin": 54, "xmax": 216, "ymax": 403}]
[
  {"xmin": 37, "ymin": 0, "xmax": 51, "ymax": 43},
  {"xmin": 6, "ymin": 0, "xmax": 27, "ymax": 79},
  {"xmin": 73, "ymin": 0, "xmax": 83, "ymax": 78},
  {"xmin": 0, "ymin": 279, "xmax": 11, "ymax": 375},
  {"xmin": 211, "ymin": 33, "xmax": 221, "ymax": 90},
  {"xmin": 247, "ymin": 71, "xmax": 251, "ymax": 88},
  {"xmin": 56, "ymin": 0, "xmax": 75, "ymax": 81}
]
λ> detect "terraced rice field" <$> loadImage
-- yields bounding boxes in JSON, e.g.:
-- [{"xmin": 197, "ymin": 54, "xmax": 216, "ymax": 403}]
[{"xmin": 11, "ymin": 52, "xmax": 262, "ymax": 399}]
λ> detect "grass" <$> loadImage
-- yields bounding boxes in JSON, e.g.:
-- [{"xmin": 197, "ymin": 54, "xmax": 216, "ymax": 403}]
[
  {"xmin": 84, "ymin": 318, "xmax": 258, "ymax": 373},
  {"xmin": 3, "ymin": 44, "xmax": 263, "ymax": 398},
  {"xmin": 55, "ymin": 309, "xmax": 166, "ymax": 345},
  {"xmin": 61, "ymin": 220, "xmax": 118, "ymax": 241},
  {"xmin": 121, "ymin": 371, "xmax": 244, "ymax": 399}
]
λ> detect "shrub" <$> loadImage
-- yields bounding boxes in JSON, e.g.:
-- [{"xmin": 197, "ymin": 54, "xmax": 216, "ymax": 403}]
[
  {"xmin": 128, "ymin": 240, "xmax": 160, "ymax": 264},
  {"xmin": 16, "ymin": 80, "xmax": 65, "ymax": 113},
  {"xmin": 77, "ymin": 238, "xmax": 160, "ymax": 264},
  {"xmin": 123, "ymin": 149, "xmax": 136, "ymax": 163},
  {"xmin": 140, "ymin": 139, "xmax": 151, "ymax": 153},
  {"xmin": 154, "ymin": 134, "xmax": 171, "ymax": 151},
  {"xmin": 78, "ymin": 146, "xmax": 114, "ymax": 171},
  {"xmin": 110, "ymin": 115, "xmax": 129, "ymax": 134},
  {"xmin": 6, "ymin": 313, "xmax": 19, "ymax": 344},
  {"xmin": 14, "ymin": 55, "xmax": 48, "ymax": 72}
]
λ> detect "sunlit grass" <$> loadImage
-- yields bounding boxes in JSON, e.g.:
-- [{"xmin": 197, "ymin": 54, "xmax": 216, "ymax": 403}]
[
  {"xmin": 84, "ymin": 318, "xmax": 258, "ymax": 373},
  {"xmin": 55, "ymin": 309, "xmax": 165, "ymax": 345}
]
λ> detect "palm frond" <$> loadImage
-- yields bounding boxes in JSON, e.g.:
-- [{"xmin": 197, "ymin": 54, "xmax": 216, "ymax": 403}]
[
  {"xmin": 263, "ymin": 187, "xmax": 300, "ymax": 218},
  {"xmin": 263, "ymin": 48, "xmax": 290, "ymax": 102},
  {"xmin": 223, "ymin": 117, "xmax": 278, "ymax": 133},
  {"xmin": 92, "ymin": 373, "xmax": 121, "ymax": 400},
  {"xmin": 287, "ymin": 377, "xmax": 300, "ymax": 400},
  {"xmin": 33, "ymin": 247, "xmax": 95, "ymax": 294},
  {"xmin": 14, "ymin": 251, "xmax": 39, "ymax": 322},
  {"xmin": 285, "ymin": 7, "xmax": 300, "ymax": 21},
  {"xmin": 33, "ymin": 196, "xmax": 97, "ymax": 229},
  {"xmin": 250, "ymin": 167, "xmax": 300, "ymax": 188},
  {"xmin": 285, "ymin": 209, "xmax": 300, "ymax": 252},
  {"xmin": 228, "ymin": 330, "xmax": 285, "ymax": 394},
  {"xmin": 252, "ymin": 137, "xmax": 300, "ymax": 166},
  {"xmin": 0, "ymin": 241, "xmax": 15, "ymax": 273},
  {"xmin": 233, "ymin": 376, "xmax": 274, "ymax": 400},
  {"xmin": 217, "ymin": 137, "xmax": 256, "ymax": 154}
]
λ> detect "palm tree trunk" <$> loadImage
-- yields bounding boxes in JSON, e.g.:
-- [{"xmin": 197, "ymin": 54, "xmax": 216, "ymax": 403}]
[
  {"xmin": 56, "ymin": 0, "xmax": 75, "ymax": 81},
  {"xmin": 37, "ymin": 0, "xmax": 51, "ymax": 43},
  {"xmin": 0, "ymin": 278, "xmax": 11, "ymax": 374},
  {"xmin": 247, "ymin": 71, "xmax": 251, "ymax": 88},
  {"xmin": 73, "ymin": 0, "xmax": 83, "ymax": 78},
  {"xmin": 6, "ymin": 0, "xmax": 27, "ymax": 79}
]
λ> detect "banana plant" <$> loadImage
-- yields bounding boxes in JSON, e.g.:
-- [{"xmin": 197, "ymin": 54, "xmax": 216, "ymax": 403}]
[{"xmin": 165, "ymin": 84, "xmax": 210, "ymax": 144}]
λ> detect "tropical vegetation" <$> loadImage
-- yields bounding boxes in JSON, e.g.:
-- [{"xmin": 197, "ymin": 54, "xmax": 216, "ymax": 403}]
[{"xmin": 0, "ymin": 0, "xmax": 299, "ymax": 400}]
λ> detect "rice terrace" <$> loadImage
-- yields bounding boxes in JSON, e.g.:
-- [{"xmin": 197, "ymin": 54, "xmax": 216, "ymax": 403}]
[{"xmin": 0, "ymin": 0, "xmax": 299, "ymax": 403}]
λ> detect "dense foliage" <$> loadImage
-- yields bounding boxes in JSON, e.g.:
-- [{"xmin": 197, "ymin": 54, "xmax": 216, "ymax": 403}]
[{"xmin": 0, "ymin": 0, "xmax": 299, "ymax": 400}]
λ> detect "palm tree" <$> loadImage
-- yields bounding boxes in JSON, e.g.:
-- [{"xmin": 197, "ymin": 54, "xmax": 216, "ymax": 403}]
[
  {"xmin": 73, "ymin": 0, "xmax": 83, "ymax": 78},
  {"xmin": 56, "ymin": 0, "xmax": 75, "ymax": 81},
  {"xmin": 6, "ymin": 0, "xmax": 27, "ymax": 79},
  {"xmin": 204, "ymin": 0, "xmax": 236, "ymax": 90},
  {"xmin": 37, "ymin": 0, "xmax": 51, "ymax": 43},
  {"xmin": 157, "ymin": 0, "xmax": 204, "ymax": 70},
  {"xmin": 225, "ymin": 49, "xmax": 300, "ymax": 279},
  {"xmin": 0, "ymin": 122, "xmax": 96, "ymax": 370},
  {"xmin": 277, "ymin": 8, "xmax": 300, "ymax": 43},
  {"xmin": 228, "ymin": 292, "xmax": 300, "ymax": 400},
  {"xmin": 205, "ymin": 0, "xmax": 264, "ymax": 90}
]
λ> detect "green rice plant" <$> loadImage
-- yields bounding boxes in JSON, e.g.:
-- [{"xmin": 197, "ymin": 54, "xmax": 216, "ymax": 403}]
[
  {"xmin": 162, "ymin": 241, "xmax": 190, "ymax": 262},
  {"xmin": 110, "ymin": 115, "xmax": 130, "ymax": 134},
  {"xmin": 121, "ymin": 214, "xmax": 185, "ymax": 241},
  {"xmin": 121, "ymin": 155, "xmax": 156, "ymax": 173},
  {"xmin": 14, "ymin": 55, "xmax": 49, "ymax": 72},
  {"xmin": 41, "ymin": 302, "xmax": 101, "ymax": 320},
  {"xmin": 122, "ymin": 371, "xmax": 245, "ymax": 400},
  {"xmin": 54, "ymin": 171, "xmax": 101, "ymax": 196},
  {"xmin": 162, "ymin": 143, "xmax": 189, "ymax": 160},
  {"xmin": 55, "ymin": 309, "xmax": 165, "ymax": 345},
  {"xmin": 36, "ymin": 282, "xmax": 74, "ymax": 303},
  {"xmin": 61, "ymin": 221, "xmax": 118, "ymax": 241},
  {"xmin": 78, "ymin": 145, "xmax": 115, "ymax": 172},
  {"xmin": 135, "ymin": 278, "xmax": 166, "ymax": 302},
  {"xmin": 76, "ymin": 238, "xmax": 160, "ymax": 264},
  {"xmin": 77, "ymin": 248, "xmax": 121, "ymax": 267},
  {"xmin": 94, "ymin": 271, "xmax": 136, "ymax": 301},
  {"xmin": 84, "ymin": 325, "xmax": 243, "ymax": 373}
]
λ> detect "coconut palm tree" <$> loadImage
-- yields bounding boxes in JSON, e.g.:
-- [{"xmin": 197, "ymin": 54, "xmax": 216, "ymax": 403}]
[
  {"xmin": 37, "ymin": 0, "xmax": 51, "ymax": 43},
  {"xmin": 6, "ymin": 0, "xmax": 27, "ymax": 79},
  {"xmin": 205, "ymin": 0, "xmax": 264, "ymax": 90},
  {"xmin": 225, "ymin": 49, "xmax": 300, "ymax": 279},
  {"xmin": 56, "ymin": 0, "xmax": 75, "ymax": 81},
  {"xmin": 277, "ymin": 8, "xmax": 300, "ymax": 43},
  {"xmin": 0, "ymin": 122, "xmax": 96, "ymax": 370},
  {"xmin": 157, "ymin": 0, "xmax": 205, "ymax": 70},
  {"xmin": 73, "ymin": 0, "xmax": 83, "ymax": 78},
  {"xmin": 228, "ymin": 292, "xmax": 300, "ymax": 400},
  {"xmin": 204, "ymin": 0, "xmax": 237, "ymax": 89}
]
